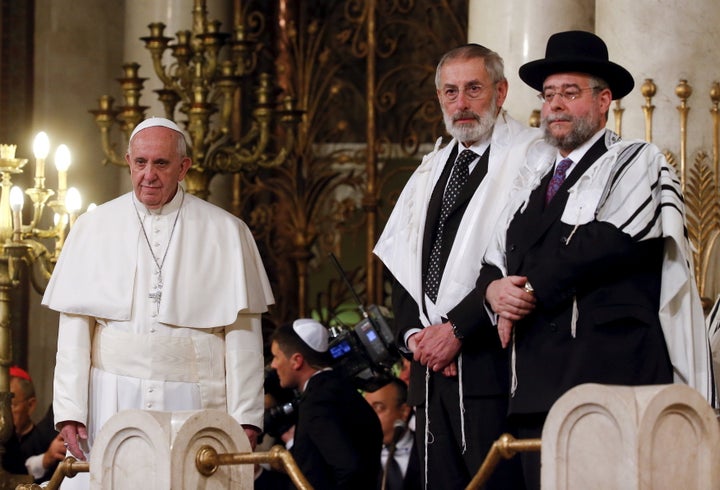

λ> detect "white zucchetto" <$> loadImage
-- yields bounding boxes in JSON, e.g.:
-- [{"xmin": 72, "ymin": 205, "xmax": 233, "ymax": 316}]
[{"xmin": 292, "ymin": 318, "xmax": 329, "ymax": 352}]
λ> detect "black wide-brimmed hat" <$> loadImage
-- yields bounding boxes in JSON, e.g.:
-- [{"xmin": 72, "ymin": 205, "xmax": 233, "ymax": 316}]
[{"xmin": 519, "ymin": 30, "xmax": 634, "ymax": 100}]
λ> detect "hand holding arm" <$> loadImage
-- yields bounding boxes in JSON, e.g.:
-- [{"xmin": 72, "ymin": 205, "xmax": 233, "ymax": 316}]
[{"xmin": 486, "ymin": 275, "xmax": 536, "ymax": 321}]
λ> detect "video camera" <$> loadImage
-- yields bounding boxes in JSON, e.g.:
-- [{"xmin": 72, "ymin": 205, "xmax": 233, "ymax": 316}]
[
  {"xmin": 263, "ymin": 396, "xmax": 300, "ymax": 439},
  {"xmin": 262, "ymin": 369, "xmax": 300, "ymax": 441},
  {"xmin": 327, "ymin": 254, "xmax": 401, "ymax": 392}
]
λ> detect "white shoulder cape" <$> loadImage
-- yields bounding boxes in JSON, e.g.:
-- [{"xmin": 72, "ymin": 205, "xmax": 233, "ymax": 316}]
[{"xmin": 42, "ymin": 191, "xmax": 274, "ymax": 328}]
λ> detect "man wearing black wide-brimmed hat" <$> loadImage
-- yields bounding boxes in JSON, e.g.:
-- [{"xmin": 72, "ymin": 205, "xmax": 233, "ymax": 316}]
[{"xmin": 477, "ymin": 30, "xmax": 715, "ymax": 489}]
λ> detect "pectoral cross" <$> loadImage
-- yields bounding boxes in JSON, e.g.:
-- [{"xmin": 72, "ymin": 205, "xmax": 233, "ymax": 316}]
[
  {"xmin": 148, "ymin": 273, "xmax": 163, "ymax": 313},
  {"xmin": 148, "ymin": 289, "xmax": 162, "ymax": 309}
]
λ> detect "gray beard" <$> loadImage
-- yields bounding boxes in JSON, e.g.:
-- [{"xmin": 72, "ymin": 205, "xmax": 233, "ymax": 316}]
[
  {"xmin": 541, "ymin": 113, "xmax": 599, "ymax": 153},
  {"xmin": 443, "ymin": 99, "xmax": 498, "ymax": 144}
]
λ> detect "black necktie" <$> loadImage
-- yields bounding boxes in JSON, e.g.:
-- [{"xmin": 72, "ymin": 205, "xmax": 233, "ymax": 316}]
[
  {"xmin": 425, "ymin": 148, "xmax": 476, "ymax": 303},
  {"xmin": 384, "ymin": 445, "xmax": 404, "ymax": 490}
]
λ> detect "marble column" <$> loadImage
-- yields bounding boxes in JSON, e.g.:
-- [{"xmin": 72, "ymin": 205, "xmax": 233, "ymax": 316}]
[
  {"xmin": 467, "ymin": 0, "xmax": 595, "ymax": 124},
  {"xmin": 597, "ymin": 0, "xmax": 720, "ymax": 155},
  {"xmin": 598, "ymin": 0, "xmax": 720, "ymax": 301}
]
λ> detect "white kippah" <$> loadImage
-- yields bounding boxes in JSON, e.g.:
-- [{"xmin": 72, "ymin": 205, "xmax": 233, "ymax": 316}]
[
  {"xmin": 129, "ymin": 117, "xmax": 184, "ymax": 143},
  {"xmin": 292, "ymin": 318, "xmax": 329, "ymax": 352}
]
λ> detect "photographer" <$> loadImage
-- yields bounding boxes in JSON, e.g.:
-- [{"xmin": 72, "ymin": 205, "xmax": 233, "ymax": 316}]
[
  {"xmin": 254, "ymin": 369, "xmax": 296, "ymax": 488},
  {"xmin": 270, "ymin": 318, "xmax": 382, "ymax": 490}
]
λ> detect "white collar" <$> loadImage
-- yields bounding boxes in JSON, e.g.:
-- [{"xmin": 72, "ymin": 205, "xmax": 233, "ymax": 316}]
[
  {"xmin": 460, "ymin": 134, "xmax": 491, "ymax": 158},
  {"xmin": 132, "ymin": 185, "xmax": 185, "ymax": 216}
]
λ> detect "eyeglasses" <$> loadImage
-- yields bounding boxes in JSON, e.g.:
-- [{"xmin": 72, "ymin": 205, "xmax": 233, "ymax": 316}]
[
  {"xmin": 11, "ymin": 398, "xmax": 28, "ymax": 409},
  {"xmin": 441, "ymin": 83, "xmax": 494, "ymax": 102},
  {"xmin": 537, "ymin": 86, "xmax": 599, "ymax": 103}
]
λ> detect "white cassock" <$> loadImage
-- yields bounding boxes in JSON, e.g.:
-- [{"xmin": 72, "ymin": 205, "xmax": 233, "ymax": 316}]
[{"xmin": 42, "ymin": 189, "xmax": 274, "ymax": 489}]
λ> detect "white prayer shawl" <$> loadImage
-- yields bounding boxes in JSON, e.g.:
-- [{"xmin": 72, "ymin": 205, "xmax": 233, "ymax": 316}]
[
  {"xmin": 373, "ymin": 111, "xmax": 541, "ymax": 325},
  {"xmin": 484, "ymin": 130, "xmax": 717, "ymax": 406},
  {"xmin": 374, "ymin": 113, "xmax": 540, "ymax": 482},
  {"xmin": 42, "ymin": 191, "xmax": 274, "ymax": 326},
  {"xmin": 704, "ymin": 296, "xmax": 720, "ymax": 400}
]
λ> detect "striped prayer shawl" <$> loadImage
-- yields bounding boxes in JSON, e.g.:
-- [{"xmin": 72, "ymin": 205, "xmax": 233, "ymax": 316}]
[
  {"xmin": 706, "ymin": 295, "xmax": 720, "ymax": 401},
  {"xmin": 487, "ymin": 130, "xmax": 717, "ymax": 407}
]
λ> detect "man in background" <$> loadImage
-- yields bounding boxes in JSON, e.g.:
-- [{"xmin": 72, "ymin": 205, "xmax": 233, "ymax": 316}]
[
  {"xmin": 364, "ymin": 377, "xmax": 420, "ymax": 490},
  {"xmin": 270, "ymin": 318, "xmax": 382, "ymax": 490},
  {"xmin": 3, "ymin": 366, "xmax": 65, "ymax": 483}
]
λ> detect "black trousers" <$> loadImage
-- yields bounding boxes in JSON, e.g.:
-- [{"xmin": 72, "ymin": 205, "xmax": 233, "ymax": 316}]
[
  {"xmin": 509, "ymin": 413, "xmax": 547, "ymax": 490},
  {"xmin": 413, "ymin": 373, "xmax": 525, "ymax": 489}
]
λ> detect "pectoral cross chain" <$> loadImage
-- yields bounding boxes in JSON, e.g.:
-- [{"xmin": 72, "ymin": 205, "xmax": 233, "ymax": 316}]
[{"xmin": 133, "ymin": 188, "xmax": 186, "ymax": 317}]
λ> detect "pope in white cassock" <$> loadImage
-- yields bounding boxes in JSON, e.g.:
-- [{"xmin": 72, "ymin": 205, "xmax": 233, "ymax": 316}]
[{"xmin": 42, "ymin": 117, "xmax": 274, "ymax": 488}]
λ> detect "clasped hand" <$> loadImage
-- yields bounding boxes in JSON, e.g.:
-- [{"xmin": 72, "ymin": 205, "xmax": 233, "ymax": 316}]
[{"xmin": 409, "ymin": 322, "xmax": 460, "ymax": 376}]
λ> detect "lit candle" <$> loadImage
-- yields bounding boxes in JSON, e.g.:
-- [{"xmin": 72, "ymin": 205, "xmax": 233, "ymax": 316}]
[
  {"xmin": 9, "ymin": 186, "xmax": 23, "ymax": 241},
  {"xmin": 65, "ymin": 187, "xmax": 81, "ymax": 213},
  {"xmin": 54, "ymin": 144, "xmax": 71, "ymax": 193},
  {"xmin": 32, "ymin": 132, "xmax": 50, "ymax": 182},
  {"xmin": 65, "ymin": 187, "xmax": 82, "ymax": 227}
]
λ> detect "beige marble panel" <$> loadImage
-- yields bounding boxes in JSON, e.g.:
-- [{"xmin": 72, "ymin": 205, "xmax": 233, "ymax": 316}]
[
  {"xmin": 542, "ymin": 384, "xmax": 639, "ymax": 489},
  {"xmin": 90, "ymin": 410, "xmax": 173, "ymax": 489},
  {"xmin": 636, "ymin": 384, "xmax": 720, "ymax": 489},
  {"xmin": 170, "ymin": 409, "xmax": 253, "ymax": 489},
  {"xmin": 89, "ymin": 409, "xmax": 252, "ymax": 490},
  {"xmin": 542, "ymin": 383, "xmax": 720, "ymax": 490}
]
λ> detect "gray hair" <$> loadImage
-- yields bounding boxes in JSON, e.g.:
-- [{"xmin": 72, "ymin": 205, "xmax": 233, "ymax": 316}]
[{"xmin": 435, "ymin": 44, "xmax": 506, "ymax": 88}]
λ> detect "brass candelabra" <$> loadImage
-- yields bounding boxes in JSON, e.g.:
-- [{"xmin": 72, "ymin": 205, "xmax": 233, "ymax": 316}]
[
  {"xmin": 0, "ymin": 134, "xmax": 81, "ymax": 487},
  {"xmin": 90, "ymin": 0, "xmax": 300, "ymax": 199}
]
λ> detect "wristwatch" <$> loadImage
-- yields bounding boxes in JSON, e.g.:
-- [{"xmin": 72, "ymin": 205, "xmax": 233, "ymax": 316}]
[{"xmin": 451, "ymin": 322, "xmax": 464, "ymax": 340}]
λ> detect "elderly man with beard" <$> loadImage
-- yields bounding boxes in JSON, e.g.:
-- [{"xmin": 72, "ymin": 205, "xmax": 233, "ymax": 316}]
[
  {"xmin": 478, "ymin": 31, "xmax": 715, "ymax": 490},
  {"xmin": 374, "ymin": 44, "xmax": 539, "ymax": 489}
]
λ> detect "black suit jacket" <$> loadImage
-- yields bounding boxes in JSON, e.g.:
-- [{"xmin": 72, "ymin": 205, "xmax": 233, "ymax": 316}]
[
  {"xmin": 392, "ymin": 144, "xmax": 510, "ymax": 406},
  {"xmin": 290, "ymin": 370, "xmax": 383, "ymax": 490},
  {"xmin": 478, "ymin": 137, "xmax": 673, "ymax": 415},
  {"xmin": 376, "ymin": 435, "xmax": 421, "ymax": 490},
  {"xmin": 1, "ymin": 405, "xmax": 60, "ymax": 483}
]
